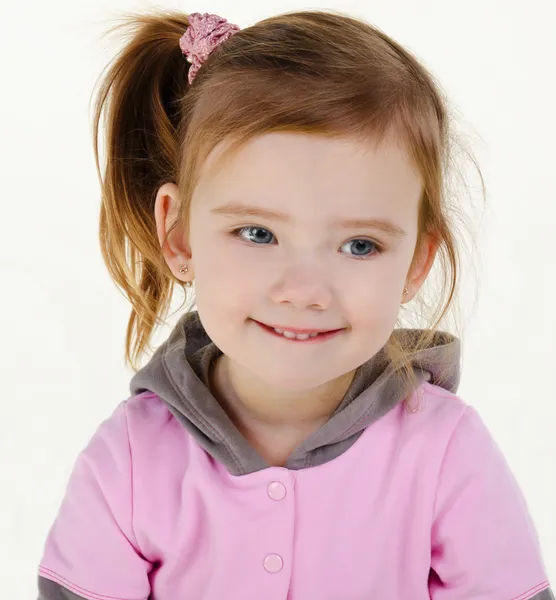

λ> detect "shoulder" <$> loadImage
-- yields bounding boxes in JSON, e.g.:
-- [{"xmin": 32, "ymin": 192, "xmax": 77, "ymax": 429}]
[
  {"xmin": 72, "ymin": 391, "xmax": 194, "ymax": 481},
  {"xmin": 416, "ymin": 380, "xmax": 469, "ymax": 416},
  {"xmin": 410, "ymin": 383, "xmax": 527, "ymax": 523},
  {"xmin": 401, "ymin": 381, "xmax": 473, "ymax": 441},
  {"xmin": 84, "ymin": 391, "xmax": 180, "ymax": 452},
  {"xmin": 60, "ymin": 392, "xmax": 182, "ymax": 482},
  {"xmin": 122, "ymin": 391, "xmax": 195, "ymax": 471},
  {"xmin": 415, "ymin": 382, "xmax": 498, "ymax": 459},
  {"xmin": 123, "ymin": 390, "xmax": 190, "ymax": 448},
  {"xmin": 389, "ymin": 381, "xmax": 498, "ymax": 475},
  {"xmin": 124, "ymin": 389, "xmax": 176, "ymax": 427}
]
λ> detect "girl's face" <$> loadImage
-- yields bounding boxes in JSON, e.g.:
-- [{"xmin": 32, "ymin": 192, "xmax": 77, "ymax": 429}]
[{"xmin": 186, "ymin": 131, "xmax": 436, "ymax": 391}]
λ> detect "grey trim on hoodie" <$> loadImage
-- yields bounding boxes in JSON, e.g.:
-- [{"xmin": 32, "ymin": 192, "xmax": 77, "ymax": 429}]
[
  {"xmin": 36, "ymin": 575, "xmax": 556, "ymax": 600},
  {"xmin": 37, "ymin": 577, "xmax": 154, "ymax": 600},
  {"xmin": 38, "ymin": 311, "xmax": 553, "ymax": 600}
]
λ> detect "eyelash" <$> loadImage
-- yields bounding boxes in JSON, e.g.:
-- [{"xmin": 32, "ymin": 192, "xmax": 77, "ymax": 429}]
[{"xmin": 230, "ymin": 226, "xmax": 385, "ymax": 259}]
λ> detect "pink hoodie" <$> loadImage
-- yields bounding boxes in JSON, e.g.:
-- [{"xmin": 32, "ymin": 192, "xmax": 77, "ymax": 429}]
[{"xmin": 37, "ymin": 311, "xmax": 553, "ymax": 599}]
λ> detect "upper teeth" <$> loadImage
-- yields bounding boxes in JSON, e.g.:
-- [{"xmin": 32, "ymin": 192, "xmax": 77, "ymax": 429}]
[{"xmin": 274, "ymin": 328, "xmax": 320, "ymax": 340}]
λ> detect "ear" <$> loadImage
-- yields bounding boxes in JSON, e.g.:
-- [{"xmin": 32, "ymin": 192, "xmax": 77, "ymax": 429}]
[
  {"xmin": 403, "ymin": 232, "xmax": 440, "ymax": 303},
  {"xmin": 154, "ymin": 182, "xmax": 194, "ymax": 284}
]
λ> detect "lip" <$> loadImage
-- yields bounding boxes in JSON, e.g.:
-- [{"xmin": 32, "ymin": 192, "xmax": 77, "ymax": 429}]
[
  {"xmin": 251, "ymin": 319, "xmax": 345, "ymax": 342},
  {"xmin": 252, "ymin": 320, "xmax": 342, "ymax": 335}
]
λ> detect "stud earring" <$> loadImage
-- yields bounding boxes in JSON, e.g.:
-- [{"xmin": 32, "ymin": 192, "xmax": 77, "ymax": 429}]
[
  {"xmin": 179, "ymin": 264, "xmax": 193, "ymax": 288},
  {"xmin": 403, "ymin": 287, "xmax": 409, "ymax": 296}
]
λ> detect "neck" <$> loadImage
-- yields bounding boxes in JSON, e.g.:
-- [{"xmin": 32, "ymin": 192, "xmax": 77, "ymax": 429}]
[{"xmin": 210, "ymin": 354, "xmax": 356, "ymax": 434}]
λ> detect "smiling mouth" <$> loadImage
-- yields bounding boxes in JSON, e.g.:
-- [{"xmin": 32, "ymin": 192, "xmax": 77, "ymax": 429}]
[{"xmin": 252, "ymin": 320, "xmax": 344, "ymax": 342}]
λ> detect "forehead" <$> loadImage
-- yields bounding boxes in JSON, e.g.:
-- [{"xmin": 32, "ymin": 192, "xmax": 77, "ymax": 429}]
[{"xmin": 193, "ymin": 132, "xmax": 422, "ymax": 219}]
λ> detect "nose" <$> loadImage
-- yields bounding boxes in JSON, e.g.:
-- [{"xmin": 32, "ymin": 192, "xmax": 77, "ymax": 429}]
[{"xmin": 268, "ymin": 261, "xmax": 333, "ymax": 311}]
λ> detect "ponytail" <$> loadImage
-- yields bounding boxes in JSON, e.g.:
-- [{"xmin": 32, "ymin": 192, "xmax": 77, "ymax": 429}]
[{"xmin": 91, "ymin": 10, "xmax": 192, "ymax": 371}]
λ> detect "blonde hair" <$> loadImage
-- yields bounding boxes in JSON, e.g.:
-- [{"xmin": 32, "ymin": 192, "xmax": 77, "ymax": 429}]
[{"xmin": 92, "ymin": 8, "xmax": 485, "ymax": 398}]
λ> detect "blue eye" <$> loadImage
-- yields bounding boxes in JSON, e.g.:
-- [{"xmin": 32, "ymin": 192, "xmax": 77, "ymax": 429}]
[
  {"xmin": 340, "ymin": 239, "xmax": 383, "ymax": 258},
  {"xmin": 233, "ymin": 226, "xmax": 275, "ymax": 244},
  {"xmin": 231, "ymin": 227, "xmax": 383, "ymax": 258}
]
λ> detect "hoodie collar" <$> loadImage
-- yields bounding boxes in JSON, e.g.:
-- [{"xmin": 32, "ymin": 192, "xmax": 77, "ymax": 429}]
[{"xmin": 130, "ymin": 311, "xmax": 461, "ymax": 475}]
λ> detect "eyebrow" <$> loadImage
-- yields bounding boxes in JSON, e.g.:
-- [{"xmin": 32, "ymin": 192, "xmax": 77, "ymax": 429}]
[{"xmin": 211, "ymin": 202, "xmax": 407, "ymax": 238}]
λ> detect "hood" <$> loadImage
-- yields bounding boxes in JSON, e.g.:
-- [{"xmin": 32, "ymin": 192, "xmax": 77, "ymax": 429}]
[{"xmin": 129, "ymin": 310, "xmax": 461, "ymax": 476}]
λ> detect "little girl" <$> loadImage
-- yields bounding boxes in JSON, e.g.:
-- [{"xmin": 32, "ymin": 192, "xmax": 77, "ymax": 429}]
[{"xmin": 37, "ymin": 8, "xmax": 553, "ymax": 600}]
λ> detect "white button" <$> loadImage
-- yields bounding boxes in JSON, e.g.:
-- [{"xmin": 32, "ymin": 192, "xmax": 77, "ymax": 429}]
[
  {"xmin": 267, "ymin": 481, "xmax": 287, "ymax": 501},
  {"xmin": 264, "ymin": 553, "xmax": 284, "ymax": 573}
]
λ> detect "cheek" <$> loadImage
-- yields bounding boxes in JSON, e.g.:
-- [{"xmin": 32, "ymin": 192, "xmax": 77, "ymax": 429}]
[
  {"xmin": 343, "ymin": 259, "xmax": 406, "ymax": 325},
  {"xmin": 350, "ymin": 288, "xmax": 401, "ymax": 330},
  {"xmin": 348, "ymin": 256, "xmax": 405, "ymax": 301},
  {"xmin": 192, "ymin": 234, "xmax": 267, "ymax": 305}
]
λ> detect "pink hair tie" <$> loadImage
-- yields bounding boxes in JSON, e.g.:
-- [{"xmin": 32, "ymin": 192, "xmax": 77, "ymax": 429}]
[{"xmin": 179, "ymin": 12, "xmax": 241, "ymax": 84}]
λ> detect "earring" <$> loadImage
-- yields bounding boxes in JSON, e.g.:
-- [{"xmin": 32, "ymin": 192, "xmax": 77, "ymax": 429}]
[
  {"xmin": 180, "ymin": 264, "xmax": 193, "ymax": 288},
  {"xmin": 403, "ymin": 287, "xmax": 409, "ymax": 296}
]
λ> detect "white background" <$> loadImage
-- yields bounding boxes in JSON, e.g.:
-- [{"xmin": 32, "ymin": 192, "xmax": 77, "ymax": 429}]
[{"xmin": 0, "ymin": 0, "xmax": 554, "ymax": 597}]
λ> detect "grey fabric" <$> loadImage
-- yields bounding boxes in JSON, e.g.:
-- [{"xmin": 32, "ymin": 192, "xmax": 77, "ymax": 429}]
[
  {"xmin": 37, "ymin": 577, "xmax": 154, "ymax": 600},
  {"xmin": 130, "ymin": 310, "xmax": 461, "ymax": 475},
  {"xmin": 38, "ymin": 571, "xmax": 555, "ymax": 599},
  {"xmin": 37, "ymin": 577, "xmax": 86, "ymax": 600}
]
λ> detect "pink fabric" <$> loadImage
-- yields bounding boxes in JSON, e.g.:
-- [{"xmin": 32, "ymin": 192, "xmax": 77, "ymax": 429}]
[
  {"xmin": 38, "ymin": 383, "xmax": 551, "ymax": 599},
  {"xmin": 179, "ymin": 12, "xmax": 240, "ymax": 84}
]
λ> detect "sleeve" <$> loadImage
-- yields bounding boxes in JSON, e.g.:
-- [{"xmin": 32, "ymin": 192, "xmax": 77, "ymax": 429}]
[
  {"xmin": 429, "ymin": 405, "xmax": 553, "ymax": 600},
  {"xmin": 37, "ymin": 401, "xmax": 152, "ymax": 600}
]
